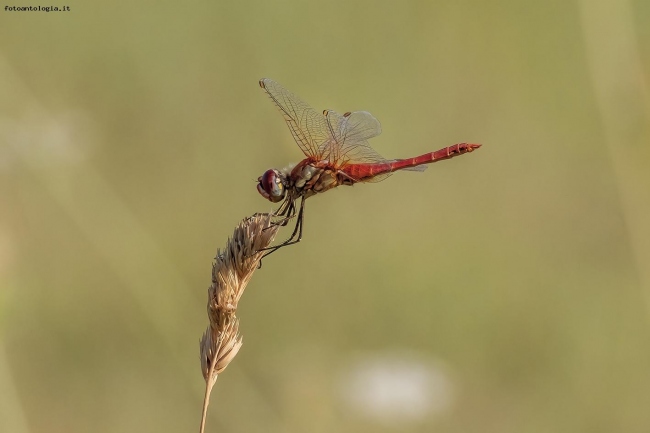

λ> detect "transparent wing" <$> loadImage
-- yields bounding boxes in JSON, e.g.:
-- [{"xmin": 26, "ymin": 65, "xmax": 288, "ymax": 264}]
[
  {"xmin": 320, "ymin": 110, "xmax": 386, "ymax": 165},
  {"xmin": 332, "ymin": 110, "xmax": 382, "ymax": 143},
  {"xmin": 259, "ymin": 78, "xmax": 330, "ymax": 158},
  {"xmin": 260, "ymin": 80, "xmax": 430, "ymax": 179},
  {"xmin": 321, "ymin": 110, "xmax": 426, "ymax": 170},
  {"xmin": 320, "ymin": 110, "xmax": 428, "ymax": 182},
  {"xmin": 359, "ymin": 163, "xmax": 427, "ymax": 183}
]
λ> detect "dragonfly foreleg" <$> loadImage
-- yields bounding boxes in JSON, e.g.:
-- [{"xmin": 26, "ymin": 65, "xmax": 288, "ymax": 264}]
[
  {"xmin": 275, "ymin": 197, "xmax": 294, "ymax": 217},
  {"xmin": 258, "ymin": 197, "xmax": 306, "ymax": 259},
  {"xmin": 280, "ymin": 197, "xmax": 304, "ymax": 244},
  {"xmin": 263, "ymin": 198, "xmax": 296, "ymax": 237},
  {"xmin": 268, "ymin": 196, "xmax": 299, "ymax": 230}
]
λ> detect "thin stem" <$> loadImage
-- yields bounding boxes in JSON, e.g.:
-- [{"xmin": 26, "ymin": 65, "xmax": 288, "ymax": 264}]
[
  {"xmin": 199, "ymin": 373, "xmax": 216, "ymax": 433},
  {"xmin": 199, "ymin": 337, "xmax": 222, "ymax": 433}
]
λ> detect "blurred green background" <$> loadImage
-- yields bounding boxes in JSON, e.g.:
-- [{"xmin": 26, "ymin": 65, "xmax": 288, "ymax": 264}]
[{"xmin": 1, "ymin": 1, "xmax": 650, "ymax": 432}]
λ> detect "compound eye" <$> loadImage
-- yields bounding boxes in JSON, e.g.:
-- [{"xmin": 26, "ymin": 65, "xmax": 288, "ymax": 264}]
[{"xmin": 258, "ymin": 169, "xmax": 286, "ymax": 202}]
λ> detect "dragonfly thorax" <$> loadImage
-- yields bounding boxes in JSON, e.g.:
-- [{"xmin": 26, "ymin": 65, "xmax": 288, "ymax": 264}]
[{"xmin": 257, "ymin": 168, "xmax": 287, "ymax": 203}]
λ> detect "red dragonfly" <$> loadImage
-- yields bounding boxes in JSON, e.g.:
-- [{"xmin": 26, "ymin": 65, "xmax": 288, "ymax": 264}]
[{"xmin": 257, "ymin": 78, "xmax": 481, "ymax": 254}]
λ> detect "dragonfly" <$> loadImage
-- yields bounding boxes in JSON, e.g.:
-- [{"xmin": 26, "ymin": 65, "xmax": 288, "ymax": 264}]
[{"xmin": 257, "ymin": 78, "xmax": 481, "ymax": 255}]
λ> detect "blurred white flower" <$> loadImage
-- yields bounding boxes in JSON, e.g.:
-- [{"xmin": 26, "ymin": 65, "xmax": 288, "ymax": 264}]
[
  {"xmin": 338, "ymin": 351, "xmax": 456, "ymax": 425},
  {"xmin": 0, "ymin": 109, "xmax": 98, "ymax": 172}
]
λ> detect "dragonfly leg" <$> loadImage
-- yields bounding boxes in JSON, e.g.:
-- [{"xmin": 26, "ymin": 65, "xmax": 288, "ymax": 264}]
[
  {"xmin": 276, "ymin": 200, "xmax": 295, "ymax": 226},
  {"xmin": 281, "ymin": 197, "xmax": 305, "ymax": 244},
  {"xmin": 258, "ymin": 197, "xmax": 306, "ymax": 259},
  {"xmin": 275, "ymin": 197, "xmax": 293, "ymax": 217},
  {"xmin": 262, "ymin": 199, "xmax": 295, "ymax": 237}
]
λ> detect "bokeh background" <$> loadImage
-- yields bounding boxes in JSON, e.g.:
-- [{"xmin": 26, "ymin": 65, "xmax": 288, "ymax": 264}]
[{"xmin": 1, "ymin": 1, "xmax": 650, "ymax": 432}]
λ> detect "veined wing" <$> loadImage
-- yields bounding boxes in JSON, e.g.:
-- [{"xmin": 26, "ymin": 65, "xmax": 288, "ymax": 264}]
[
  {"xmin": 319, "ymin": 110, "xmax": 385, "ymax": 165},
  {"xmin": 259, "ymin": 78, "xmax": 329, "ymax": 159},
  {"xmin": 321, "ymin": 110, "xmax": 427, "ymax": 171},
  {"xmin": 321, "ymin": 110, "xmax": 427, "ymax": 182},
  {"xmin": 260, "ymin": 80, "xmax": 429, "ymax": 179}
]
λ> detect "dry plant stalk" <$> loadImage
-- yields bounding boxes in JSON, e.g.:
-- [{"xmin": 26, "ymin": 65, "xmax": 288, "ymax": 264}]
[{"xmin": 199, "ymin": 213, "xmax": 279, "ymax": 433}]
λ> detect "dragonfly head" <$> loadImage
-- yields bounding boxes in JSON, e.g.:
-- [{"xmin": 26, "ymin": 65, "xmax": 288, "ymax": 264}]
[{"xmin": 257, "ymin": 169, "xmax": 286, "ymax": 203}]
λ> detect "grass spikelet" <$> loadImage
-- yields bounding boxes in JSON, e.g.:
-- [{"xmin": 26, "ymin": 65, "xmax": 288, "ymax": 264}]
[{"xmin": 199, "ymin": 213, "xmax": 279, "ymax": 433}]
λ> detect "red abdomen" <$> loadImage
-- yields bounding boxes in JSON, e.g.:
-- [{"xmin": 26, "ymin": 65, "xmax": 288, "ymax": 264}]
[{"xmin": 343, "ymin": 143, "xmax": 481, "ymax": 181}]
